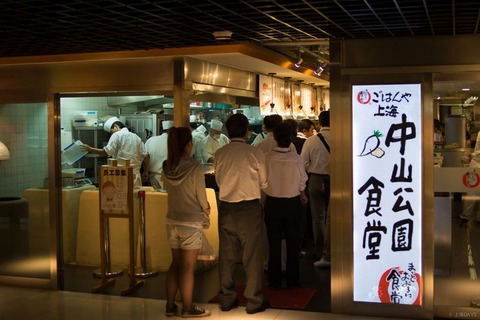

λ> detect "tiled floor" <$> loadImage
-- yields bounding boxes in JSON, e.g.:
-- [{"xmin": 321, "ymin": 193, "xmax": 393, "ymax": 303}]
[{"xmin": 0, "ymin": 285, "xmax": 405, "ymax": 320}]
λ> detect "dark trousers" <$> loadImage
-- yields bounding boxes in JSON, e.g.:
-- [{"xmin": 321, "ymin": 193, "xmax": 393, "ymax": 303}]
[
  {"xmin": 264, "ymin": 195, "xmax": 302, "ymax": 287},
  {"xmin": 308, "ymin": 174, "xmax": 330, "ymax": 255}
]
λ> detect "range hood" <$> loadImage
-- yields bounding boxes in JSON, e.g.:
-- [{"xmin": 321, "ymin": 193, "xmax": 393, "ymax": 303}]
[
  {"xmin": 106, "ymin": 93, "xmax": 259, "ymax": 109},
  {"xmin": 107, "ymin": 95, "xmax": 173, "ymax": 107}
]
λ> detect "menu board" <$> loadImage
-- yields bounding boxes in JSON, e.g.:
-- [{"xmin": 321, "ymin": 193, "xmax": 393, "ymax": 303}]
[
  {"xmin": 100, "ymin": 166, "xmax": 130, "ymax": 213},
  {"xmin": 352, "ymin": 84, "xmax": 422, "ymax": 305},
  {"xmin": 259, "ymin": 74, "xmax": 321, "ymax": 118}
]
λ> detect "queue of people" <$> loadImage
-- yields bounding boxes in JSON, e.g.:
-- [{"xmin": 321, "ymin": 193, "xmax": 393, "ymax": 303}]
[{"xmin": 80, "ymin": 111, "xmax": 331, "ymax": 317}]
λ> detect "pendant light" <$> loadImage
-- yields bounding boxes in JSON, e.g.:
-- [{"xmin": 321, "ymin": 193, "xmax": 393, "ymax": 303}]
[{"xmin": 0, "ymin": 141, "xmax": 10, "ymax": 160}]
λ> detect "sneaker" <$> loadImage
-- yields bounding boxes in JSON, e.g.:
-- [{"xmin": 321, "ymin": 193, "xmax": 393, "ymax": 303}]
[
  {"xmin": 181, "ymin": 304, "xmax": 211, "ymax": 318},
  {"xmin": 314, "ymin": 258, "xmax": 331, "ymax": 268},
  {"xmin": 165, "ymin": 303, "xmax": 178, "ymax": 317}
]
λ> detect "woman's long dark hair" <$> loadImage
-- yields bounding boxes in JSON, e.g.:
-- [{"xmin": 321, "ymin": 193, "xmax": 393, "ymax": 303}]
[{"xmin": 165, "ymin": 126, "xmax": 192, "ymax": 170}]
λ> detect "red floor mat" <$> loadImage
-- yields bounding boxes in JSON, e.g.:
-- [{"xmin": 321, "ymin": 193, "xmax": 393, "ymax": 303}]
[{"xmin": 209, "ymin": 285, "xmax": 316, "ymax": 309}]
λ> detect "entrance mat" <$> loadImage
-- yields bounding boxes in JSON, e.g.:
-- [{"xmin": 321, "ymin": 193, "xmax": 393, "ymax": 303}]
[{"xmin": 209, "ymin": 285, "xmax": 316, "ymax": 309}]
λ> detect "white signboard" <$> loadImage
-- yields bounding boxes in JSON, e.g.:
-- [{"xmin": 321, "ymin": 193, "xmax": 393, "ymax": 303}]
[
  {"xmin": 352, "ymin": 84, "xmax": 422, "ymax": 305},
  {"xmin": 100, "ymin": 166, "xmax": 130, "ymax": 213},
  {"xmin": 259, "ymin": 74, "xmax": 285, "ymax": 115}
]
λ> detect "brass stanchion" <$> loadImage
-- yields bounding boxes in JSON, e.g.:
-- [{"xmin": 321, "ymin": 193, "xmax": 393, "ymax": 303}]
[
  {"xmin": 134, "ymin": 190, "xmax": 158, "ymax": 277},
  {"xmin": 93, "ymin": 218, "xmax": 124, "ymax": 278},
  {"xmin": 92, "ymin": 161, "xmax": 143, "ymax": 295}
]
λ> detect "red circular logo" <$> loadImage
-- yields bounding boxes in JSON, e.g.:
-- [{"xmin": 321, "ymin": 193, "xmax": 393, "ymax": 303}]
[
  {"xmin": 357, "ymin": 90, "xmax": 371, "ymax": 104},
  {"xmin": 378, "ymin": 267, "xmax": 422, "ymax": 305},
  {"xmin": 463, "ymin": 171, "xmax": 480, "ymax": 188}
]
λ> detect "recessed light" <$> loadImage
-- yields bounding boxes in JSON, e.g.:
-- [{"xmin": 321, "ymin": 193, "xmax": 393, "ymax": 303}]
[{"xmin": 462, "ymin": 88, "xmax": 470, "ymax": 91}]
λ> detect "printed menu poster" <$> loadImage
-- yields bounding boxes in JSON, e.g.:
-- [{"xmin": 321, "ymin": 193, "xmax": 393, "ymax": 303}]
[
  {"xmin": 352, "ymin": 84, "xmax": 422, "ymax": 305},
  {"xmin": 100, "ymin": 166, "xmax": 129, "ymax": 213}
]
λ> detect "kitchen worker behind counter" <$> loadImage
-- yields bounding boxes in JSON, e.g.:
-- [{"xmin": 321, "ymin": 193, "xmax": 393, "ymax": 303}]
[
  {"xmin": 200, "ymin": 119, "xmax": 229, "ymax": 163},
  {"xmin": 190, "ymin": 122, "xmax": 207, "ymax": 163},
  {"xmin": 81, "ymin": 116, "xmax": 149, "ymax": 186},
  {"xmin": 144, "ymin": 120, "xmax": 173, "ymax": 190}
]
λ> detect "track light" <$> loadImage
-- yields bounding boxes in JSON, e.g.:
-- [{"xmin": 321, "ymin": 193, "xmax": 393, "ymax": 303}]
[
  {"xmin": 314, "ymin": 62, "xmax": 327, "ymax": 76},
  {"xmin": 314, "ymin": 65, "xmax": 324, "ymax": 76},
  {"xmin": 294, "ymin": 57, "xmax": 303, "ymax": 68},
  {"xmin": 294, "ymin": 50, "xmax": 304, "ymax": 68}
]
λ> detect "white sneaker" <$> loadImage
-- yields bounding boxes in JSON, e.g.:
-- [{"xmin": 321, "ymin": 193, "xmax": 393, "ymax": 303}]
[{"xmin": 313, "ymin": 258, "xmax": 331, "ymax": 268}]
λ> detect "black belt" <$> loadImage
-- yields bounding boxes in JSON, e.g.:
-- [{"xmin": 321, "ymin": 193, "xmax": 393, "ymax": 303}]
[
  {"xmin": 220, "ymin": 199, "xmax": 259, "ymax": 204},
  {"xmin": 309, "ymin": 173, "xmax": 330, "ymax": 177}
]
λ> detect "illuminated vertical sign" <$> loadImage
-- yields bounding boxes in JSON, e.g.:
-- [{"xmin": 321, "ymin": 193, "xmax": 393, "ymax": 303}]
[{"xmin": 352, "ymin": 84, "xmax": 422, "ymax": 305}]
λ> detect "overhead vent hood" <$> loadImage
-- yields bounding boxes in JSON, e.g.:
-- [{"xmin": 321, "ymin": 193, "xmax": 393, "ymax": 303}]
[{"xmin": 107, "ymin": 95, "xmax": 173, "ymax": 107}]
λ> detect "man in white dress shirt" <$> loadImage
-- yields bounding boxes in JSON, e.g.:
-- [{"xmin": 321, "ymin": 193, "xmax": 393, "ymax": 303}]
[
  {"xmin": 255, "ymin": 114, "xmax": 296, "ymax": 153},
  {"xmin": 214, "ymin": 113, "xmax": 269, "ymax": 315},
  {"xmin": 300, "ymin": 110, "xmax": 331, "ymax": 268}
]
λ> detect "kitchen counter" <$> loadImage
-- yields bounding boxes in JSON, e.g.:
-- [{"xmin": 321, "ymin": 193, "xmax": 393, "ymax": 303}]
[
  {"xmin": 23, "ymin": 185, "xmax": 96, "ymax": 263},
  {"xmin": 76, "ymin": 188, "xmax": 218, "ymax": 271}
]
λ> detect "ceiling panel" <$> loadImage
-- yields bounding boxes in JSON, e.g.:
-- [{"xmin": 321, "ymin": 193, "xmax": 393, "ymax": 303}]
[
  {"xmin": 0, "ymin": 1, "xmax": 479, "ymax": 97},
  {"xmin": 1, "ymin": 0, "xmax": 478, "ymax": 59}
]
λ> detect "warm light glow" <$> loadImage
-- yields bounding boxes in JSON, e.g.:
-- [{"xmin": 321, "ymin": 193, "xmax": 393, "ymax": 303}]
[{"xmin": 0, "ymin": 141, "xmax": 10, "ymax": 160}]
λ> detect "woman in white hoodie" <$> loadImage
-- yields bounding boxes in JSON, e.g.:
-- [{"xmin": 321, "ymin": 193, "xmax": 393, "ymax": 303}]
[{"xmin": 162, "ymin": 126, "xmax": 211, "ymax": 318}]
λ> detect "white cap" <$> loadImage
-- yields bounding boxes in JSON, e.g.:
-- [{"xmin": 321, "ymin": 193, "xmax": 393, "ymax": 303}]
[
  {"xmin": 162, "ymin": 120, "xmax": 174, "ymax": 131},
  {"xmin": 210, "ymin": 119, "xmax": 223, "ymax": 131},
  {"xmin": 197, "ymin": 124, "xmax": 207, "ymax": 133},
  {"xmin": 103, "ymin": 117, "xmax": 120, "ymax": 132}
]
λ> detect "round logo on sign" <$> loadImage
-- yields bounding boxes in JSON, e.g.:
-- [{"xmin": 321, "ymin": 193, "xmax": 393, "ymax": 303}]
[
  {"xmin": 357, "ymin": 90, "xmax": 371, "ymax": 104},
  {"xmin": 463, "ymin": 171, "xmax": 480, "ymax": 188},
  {"xmin": 378, "ymin": 266, "xmax": 422, "ymax": 305}
]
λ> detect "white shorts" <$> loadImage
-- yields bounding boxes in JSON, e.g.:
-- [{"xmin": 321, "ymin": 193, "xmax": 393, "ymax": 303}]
[{"xmin": 167, "ymin": 224, "xmax": 202, "ymax": 250}]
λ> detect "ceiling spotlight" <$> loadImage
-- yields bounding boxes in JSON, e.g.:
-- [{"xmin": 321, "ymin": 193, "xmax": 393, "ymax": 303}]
[
  {"xmin": 213, "ymin": 31, "xmax": 233, "ymax": 40},
  {"xmin": 314, "ymin": 62, "xmax": 327, "ymax": 76},
  {"xmin": 294, "ymin": 50, "xmax": 304, "ymax": 68},
  {"xmin": 294, "ymin": 57, "xmax": 303, "ymax": 68},
  {"xmin": 314, "ymin": 65, "xmax": 324, "ymax": 76}
]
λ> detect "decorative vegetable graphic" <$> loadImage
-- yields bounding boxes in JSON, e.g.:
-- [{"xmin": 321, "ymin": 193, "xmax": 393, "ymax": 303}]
[{"xmin": 359, "ymin": 130, "xmax": 385, "ymax": 158}]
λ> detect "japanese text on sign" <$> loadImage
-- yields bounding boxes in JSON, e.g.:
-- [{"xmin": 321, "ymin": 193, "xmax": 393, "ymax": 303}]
[{"xmin": 352, "ymin": 84, "xmax": 422, "ymax": 305}]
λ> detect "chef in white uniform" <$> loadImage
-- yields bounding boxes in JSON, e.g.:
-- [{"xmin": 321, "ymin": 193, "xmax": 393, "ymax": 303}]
[
  {"xmin": 81, "ymin": 116, "xmax": 149, "ymax": 186},
  {"xmin": 191, "ymin": 123, "xmax": 207, "ymax": 163},
  {"xmin": 200, "ymin": 119, "xmax": 230, "ymax": 163},
  {"xmin": 144, "ymin": 120, "xmax": 173, "ymax": 189}
]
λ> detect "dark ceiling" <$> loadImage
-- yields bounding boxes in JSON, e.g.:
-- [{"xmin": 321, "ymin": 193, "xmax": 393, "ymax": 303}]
[
  {"xmin": 2, "ymin": 0, "xmax": 479, "ymax": 60},
  {"xmin": 2, "ymin": 1, "xmax": 480, "ymax": 102}
]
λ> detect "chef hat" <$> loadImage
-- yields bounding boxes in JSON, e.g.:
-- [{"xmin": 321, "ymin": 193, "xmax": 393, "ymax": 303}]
[
  {"xmin": 197, "ymin": 124, "xmax": 207, "ymax": 133},
  {"xmin": 103, "ymin": 116, "xmax": 120, "ymax": 132},
  {"xmin": 162, "ymin": 120, "xmax": 174, "ymax": 131},
  {"xmin": 210, "ymin": 119, "xmax": 223, "ymax": 131}
]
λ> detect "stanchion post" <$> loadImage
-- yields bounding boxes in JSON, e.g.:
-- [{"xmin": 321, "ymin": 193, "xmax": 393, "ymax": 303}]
[{"xmin": 134, "ymin": 190, "xmax": 158, "ymax": 277}]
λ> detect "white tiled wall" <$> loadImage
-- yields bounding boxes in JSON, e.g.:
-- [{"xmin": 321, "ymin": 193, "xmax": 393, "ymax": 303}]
[{"xmin": 0, "ymin": 103, "xmax": 48, "ymax": 198}]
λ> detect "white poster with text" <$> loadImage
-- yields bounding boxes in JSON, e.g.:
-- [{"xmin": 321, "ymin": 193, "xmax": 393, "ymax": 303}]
[{"xmin": 352, "ymin": 84, "xmax": 422, "ymax": 305}]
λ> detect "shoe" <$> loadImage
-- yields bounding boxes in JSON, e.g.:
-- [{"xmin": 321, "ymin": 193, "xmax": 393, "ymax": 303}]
[
  {"xmin": 181, "ymin": 304, "xmax": 211, "ymax": 318},
  {"xmin": 314, "ymin": 258, "xmax": 331, "ymax": 268},
  {"xmin": 165, "ymin": 303, "xmax": 178, "ymax": 317},
  {"xmin": 220, "ymin": 298, "xmax": 239, "ymax": 311},
  {"xmin": 246, "ymin": 299, "xmax": 269, "ymax": 314}
]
